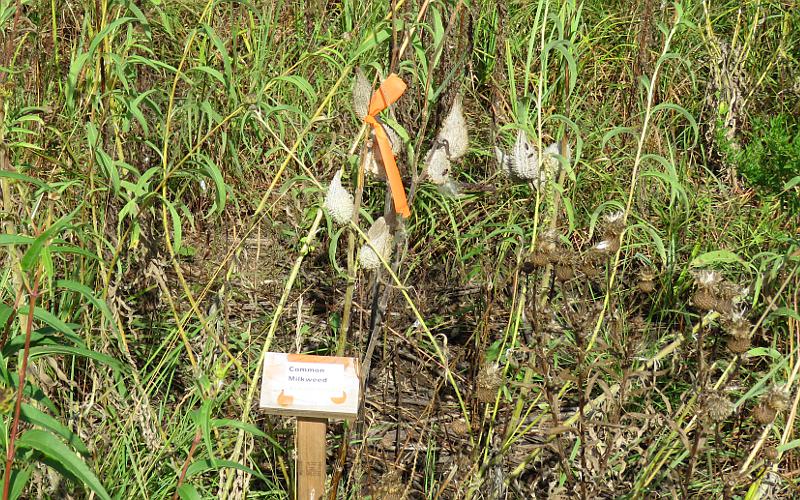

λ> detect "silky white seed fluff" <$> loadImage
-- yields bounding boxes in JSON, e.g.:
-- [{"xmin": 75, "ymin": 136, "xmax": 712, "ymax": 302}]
[
  {"xmin": 437, "ymin": 95, "xmax": 468, "ymax": 159},
  {"xmin": 353, "ymin": 68, "xmax": 371, "ymax": 120},
  {"xmin": 324, "ymin": 170, "xmax": 354, "ymax": 225},
  {"xmin": 359, "ymin": 217, "xmax": 392, "ymax": 270},
  {"xmin": 425, "ymin": 147, "xmax": 451, "ymax": 185}
]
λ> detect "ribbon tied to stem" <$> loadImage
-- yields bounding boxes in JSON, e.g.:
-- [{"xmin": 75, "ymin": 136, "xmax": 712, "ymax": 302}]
[{"xmin": 363, "ymin": 74, "xmax": 410, "ymax": 218}]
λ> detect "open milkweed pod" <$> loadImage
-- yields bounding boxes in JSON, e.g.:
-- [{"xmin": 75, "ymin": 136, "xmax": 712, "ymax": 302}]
[
  {"xmin": 359, "ymin": 217, "xmax": 393, "ymax": 270},
  {"xmin": 436, "ymin": 95, "xmax": 468, "ymax": 160},
  {"xmin": 364, "ymin": 143, "xmax": 385, "ymax": 180},
  {"xmin": 324, "ymin": 170, "xmax": 354, "ymax": 225},
  {"xmin": 353, "ymin": 67, "xmax": 371, "ymax": 120},
  {"xmin": 424, "ymin": 146, "xmax": 451, "ymax": 185}
]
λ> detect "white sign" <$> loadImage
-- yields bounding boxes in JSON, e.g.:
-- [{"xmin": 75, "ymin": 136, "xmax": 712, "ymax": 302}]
[{"xmin": 260, "ymin": 353, "xmax": 360, "ymax": 419}]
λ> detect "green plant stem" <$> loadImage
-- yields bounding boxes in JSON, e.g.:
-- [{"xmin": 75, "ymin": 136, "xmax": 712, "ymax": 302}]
[{"xmin": 2, "ymin": 267, "xmax": 41, "ymax": 500}]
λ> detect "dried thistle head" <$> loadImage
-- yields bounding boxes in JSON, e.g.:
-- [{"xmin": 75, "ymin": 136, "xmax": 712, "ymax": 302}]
[
  {"xmin": 592, "ymin": 237, "xmax": 620, "ymax": 255},
  {"xmin": 702, "ymin": 391, "xmax": 734, "ymax": 423},
  {"xmin": 722, "ymin": 309, "xmax": 751, "ymax": 338},
  {"xmin": 637, "ymin": 268, "xmax": 657, "ymax": 293},
  {"xmin": 753, "ymin": 402, "xmax": 777, "ymax": 424},
  {"xmin": 352, "ymin": 67, "xmax": 371, "ymax": 120},
  {"xmin": 693, "ymin": 270, "xmax": 723, "ymax": 291},
  {"xmin": 726, "ymin": 335, "xmax": 750, "ymax": 354},
  {"xmin": 476, "ymin": 363, "xmax": 502, "ymax": 403},
  {"xmin": 554, "ymin": 255, "xmax": 575, "ymax": 281},
  {"xmin": 765, "ymin": 386, "xmax": 790, "ymax": 412},
  {"xmin": 359, "ymin": 217, "xmax": 393, "ymax": 270},
  {"xmin": 324, "ymin": 170, "xmax": 354, "ymax": 225},
  {"xmin": 372, "ymin": 468, "xmax": 405, "ymax": 500},
  {"xmin": 602, "ymin": 210, "xmax": 626, "ymax": 238},
  {"xmin": 436, "ymin": 95, "xmax": 468, "ymax": 160}
]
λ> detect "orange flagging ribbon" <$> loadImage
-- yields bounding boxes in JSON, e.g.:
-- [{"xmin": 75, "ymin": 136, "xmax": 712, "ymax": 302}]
[{"xmin": 363, "ymin": 74, "xmax": 410, "ymax": 218}]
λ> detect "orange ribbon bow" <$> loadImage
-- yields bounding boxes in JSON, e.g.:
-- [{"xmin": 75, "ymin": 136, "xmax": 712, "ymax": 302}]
[{"xmin": 363, "ymin": 74, "xmax": 410, "ymax": 218}]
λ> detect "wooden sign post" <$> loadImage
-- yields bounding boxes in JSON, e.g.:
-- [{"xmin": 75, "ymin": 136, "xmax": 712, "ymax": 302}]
[{"xmin": 260, "ymin": 353, "xmax": 360, "ymax": 500}]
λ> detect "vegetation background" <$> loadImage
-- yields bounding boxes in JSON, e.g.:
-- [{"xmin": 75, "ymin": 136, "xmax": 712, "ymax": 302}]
[{"xmin": 0, "ymin": 0, "xmax": 798, "ymax": 498}]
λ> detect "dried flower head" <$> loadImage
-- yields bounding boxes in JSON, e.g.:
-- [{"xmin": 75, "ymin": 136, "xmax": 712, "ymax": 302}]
[
  {"xmin": 722, "ymin": 309, "xmax": 751, "ymax": 339},
  {"xmin": 554, "ymin": 255, "xmax": 575, "ymax": 281},
  {"xmin": 372, "ymin": 468, "xmax": 405, "ymax": 500},
  {"xmin": 424, "ymin": 146, "xmax": 451, "ymax": 185},
  {"xmin": 353, "ymin": 67, "xmax": 371, "ymax": 120},
  {"xmin": 726, "ymin": 335, "xmax": 750, "ymax": 354},
  {"xmin": 754, "ymin": 402, "xmax": 777, "ymax": 424},
  {"xmin": 324, "ymin": 170, "xmax": 354, "ymax": 225},
  {"xmin": 765, "ymin": 386, "xmax": 789, "ymax": 412},
  {"xmin": 593, "ymin": 238, "xmax": 620, "ymax": 255},
  {"xmin": 436, "ymin": 95, "xmax": 468, "ymax": 160},
  {"xmin": 602, "ymin": 210, "xmax": 626, "ymax": 239},
  {"xmin": 693, "ymin": 270, "xmax": 723, "ymax": 290},
  {"xmin": 638, "ymin": 268, "xmax": 657, "ymax": 293},
  {"xmin": 702, "ymin": 391, "xmax": 734, "ymax": 423},
  {"xmin": 359, "ymin": 217, "xmax": 393, "ymax": 270},
  {"xmin": 476, "ymin": 363, "xmax": 502, "ymax": 403}
]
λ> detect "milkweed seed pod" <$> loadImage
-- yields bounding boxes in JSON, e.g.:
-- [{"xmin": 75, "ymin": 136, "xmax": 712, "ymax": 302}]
[
  {"xmin": 436, "ymin": 95, "xmax": 468, "ymax": 160},
  {"xmin": 359, "ymin": 217, "xmax": 393, "ymax": 270},
  {"xmin": 702, "ymin": 391, "xmax": 734, "ymax": 423},
  {"xmin": 424, "ymin": 146, "xmax": 451, "ymax": 185},
  {"xmin": 754, "ymin": 402, "xmax": 777, "ymax": 424},
  {"xmin": 541, "ymin": 142, "xmax": 561, "ymax": 176},
  {"xmin": 511, "ymin": 129, "xmax": 542, "ymax": 183},
  {"xmin": 765, "ymin": 386, "xmax": 790, "ymax": 413},
  {"xmin": 692, "ymin": 270, "xmax": 723, "ymax": 311},
  {"xmin": 476, "ymin": 363, "xmax": 502, "ymax": 403},
  {"xmin": 364, "ymin": 140, "xmax": 386, "ymax": 180},
  {"xmin": 324, "ymin": 170, "xmax": 354, "ymax": 225},
  {"xmin": 637, "ymin": 268, "xmax": 657, "ymax": 293},
  {"xmin": 353, "ymin": 67, "xmax": 371, "ymax": 120}
]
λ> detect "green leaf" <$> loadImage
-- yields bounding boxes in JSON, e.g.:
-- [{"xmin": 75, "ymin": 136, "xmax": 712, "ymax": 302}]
[
  {"xmin": 20, "ymin": 403, "xmax": 90, "ymax": 456},
  {"xmin": 7, "ymin": 467, "xmax": 32, "ymax": 500},
  {"xmin": 28, "ymin": 345, "xmax": 126, "ymax": 373},
  {"xmin": 689, "ymin": 250, "xmax": 745, "ymax": 268},
  {"xmin": 778, "ymin": 439, "xmax": 800, "ymax": 453},
  {"xmin": 55, "ymin": 280, "xmax": 117, "ymax": 333},
  {"xmin": 16, "ymin": 430, "xmax": 111, "ymax": 500},
  {"xmin": 177, "ymin": 484, "xmax": 203, "ymax": 500}
]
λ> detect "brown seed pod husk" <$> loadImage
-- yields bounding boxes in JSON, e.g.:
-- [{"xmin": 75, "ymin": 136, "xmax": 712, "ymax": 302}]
[
  {"xmin": 727, "ymin": 335, "xmax": 750, "ymax": 354},
  {"xmin": 766, "ymin": 387, "xmax": 790, "ymax": 412},
  {"xmin": 762, "ymin": 445, "xmax": 779, "ymax": 461},
  {"xmin": 638, "ymin": 279, "xmax": 655, "ymax": 293},
  {"xmin": 692, "ymin": 289, "xmax": 717, "ymax": 311},
  {"xmin": 754, "ymin": 403, "xmax": 777, "ymax": 424},
  {"xmin": 476, "ymin": 363, "xmax": 502, "ymax": 403}
]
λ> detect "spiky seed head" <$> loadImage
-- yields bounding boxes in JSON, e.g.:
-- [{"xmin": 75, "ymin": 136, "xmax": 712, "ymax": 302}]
[
  {"xmin": 754, "ymin": 402, "xmax": 777, "ymax": 424},
  {"xmin": 762, "ymin": 446, "xmax": 779, "ymax": 461},
  {"xmin": 324, "ymin": 170, "xmax": 354, "ymax": 225},
  {"xmin": 555, "ymin": 256, "xmax": 575, "ymax": 281},
  {"xmin": 693, "ymin": 270, "xmax": 723, "ymax": 290},
  {"xmin": 449, "ymin": 419, "xmax": 469, "ymax": 436},
  {"xmin": 638, "ymin": 269, "xmax": 657, "ymax": 293},
  {"xmin": 692, "ymin": 289, "xmax": 717, "ymax": 311},
  {"xmin": 541, "ymin": 142, "xmax": 561, "ymax": 175},
  {"xmin": 765, "ymin": 386, "xmax": 789, "ymax": 412},
  {"xmin": 723, "ymin": 312, "xmax": 751, "ymax": 339},
  {"xmin": 437, "ymin": 95, "xmax": 468, "ymax": 160},
  {"xmin": 353, "ymin": 68, "xmax": 371, "ymax": 120},
  {"xmin": 372, "ymin": 468, "xmax": 405, "ymax": 500},
  {"xmin": 593, "ymin": 238, "xmax": 620, "ymax": 255},
  {"xmin": 476, "ymin": 363, "xmax": 502, "ymax": 403},
  {"xmin": 425, "ymin": 147, "xmax": 451, "ymax": 185},
  {"xmin": 359, "ymin": 217, "xmax": 392, "ymax": 270},
  {"xmin": 727, "ymin": 335, "xmax": 750, "ymax": 354},
  {"xmin": 703, "ymin": 392, "xmax": 734, "ymax": 423}
]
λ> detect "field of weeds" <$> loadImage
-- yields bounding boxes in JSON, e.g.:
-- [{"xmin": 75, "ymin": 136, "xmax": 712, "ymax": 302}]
[{"xmin": 0, "ymin": 0, "xmax": 799, "ymax": 498}]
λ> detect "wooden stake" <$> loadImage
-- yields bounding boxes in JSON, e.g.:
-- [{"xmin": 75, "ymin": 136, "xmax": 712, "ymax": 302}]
[{"xmin": 296, "ymin": 417, "xmax": 327, "ymax": 500}]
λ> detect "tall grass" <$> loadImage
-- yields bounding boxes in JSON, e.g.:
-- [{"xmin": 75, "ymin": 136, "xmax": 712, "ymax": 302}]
[{"xmin": 0, "ymin": 0, "xmax": 798, "ymax": 498}]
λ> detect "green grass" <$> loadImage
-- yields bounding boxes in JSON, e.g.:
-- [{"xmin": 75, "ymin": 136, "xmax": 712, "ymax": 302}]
[{"xmin": 0, "ymin": 0, "xmax": 799, "ymax": 498}]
